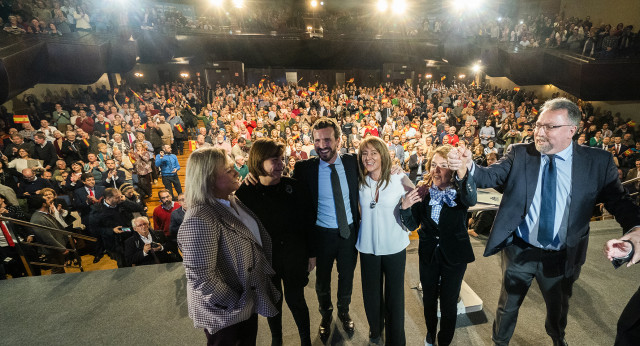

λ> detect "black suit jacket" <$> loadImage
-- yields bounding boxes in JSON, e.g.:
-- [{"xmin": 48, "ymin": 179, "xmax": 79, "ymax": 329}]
[
  {"xmin": 400, "ymin": 174, "xmax": 477, "ymax": 265},
  {"xmin": 124, "ymin": 230, "xmax": 174, "ymax": 266},
  {"xmin": 72, "ymin": 185, "xmax": 105, "ymax": 218},
  {"xmin": 101, "ymin": 170, "xmax": 127, "ymax": 188},
  {"xmin": 292, "ymin": 153, "xmax": 360, "ymax": 233},
  {"xmin": 473, "ymin": 142, "xmax": 640, "ymax": 277},
  {"xmin": 408, "ymin": 154, "xmax": 427, "ymax": 182}
]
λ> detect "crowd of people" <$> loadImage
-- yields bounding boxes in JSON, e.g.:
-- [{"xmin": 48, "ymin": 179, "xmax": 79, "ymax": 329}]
[
  {"xmin": 3, "ymin": 0, "xmax": 638, "ymax": 61},
  {"xmin": 1, "ymin": 74, "xmax": 640, "ymax": 343}
]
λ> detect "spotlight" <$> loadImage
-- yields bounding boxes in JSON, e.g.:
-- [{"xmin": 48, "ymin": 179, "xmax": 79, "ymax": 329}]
[
  {"xmin": 472, "ymin": 64, "xmax": 481, "ymax": 72},
  {"xmin": 180, "ymin": 72, "xmax": 190, "ymax": 78},
  {"xmin": 426, "ymin": 74, "xmax": 433, "ymax": 79},
  {"xmin": 320, "ymin": 1, "xmax": 324, "ymax": 5},
  {"xmin": 497, "ymin": 17, "xmax": 502, "ymax": 22},
  {"xmin": 391, "ymin": 0, "xmax": 407, "ymax": 14},
  {"xmin": 452, "ymin": 0, "xmax": 465, "ymax": 10},
  {"xmin": 377, "ymin": 0, "xmax": 387, "ymax": 12},
  {"xmin": 233, "ymin": 0, "xmax": 243, "ymax": 8},
  {"xmin": 134, "ymin": 72, "xmax": 143, "ymax": 78},
  {"xmin": 458, "ymin": 74, "xmax": 466, "ymax": 79},
  {"xmin": 306, "ymin": 26, "xmax": 313, "ymax": 31},
  {"xmin": 519, "ymin": 20, "xmax": 524, "ymax": 24},
  {"xmin": 210, "ymin": 0, "xmax": 223, "ymax": 7},
  {"xmin": 310, "ymin": 0, "xmax": 318, "ymax": 7}
]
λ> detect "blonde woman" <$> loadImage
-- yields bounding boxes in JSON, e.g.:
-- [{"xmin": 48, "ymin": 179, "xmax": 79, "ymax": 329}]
[
  {"xmin": 357, "ymin": 136, "xmax": 414, "ymax": 344},
  {"xmin": 178, "ymin": 147, "xmax": 280, "ymax": 345}
]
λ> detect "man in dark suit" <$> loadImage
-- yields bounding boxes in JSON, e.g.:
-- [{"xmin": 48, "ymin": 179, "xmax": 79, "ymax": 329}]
[
  {"xmin": 454, "ymin": 98, "xmax": 640, "ymax": 346},
  {"xmin": 32, "ymin": 133, "xmax": 57, "ymax": 170},
  {"xmin": 101, "ymin": 159, "xmax": 127, "ymax": 189},
  {"xmin": 60, "ymin": 130, "xmax": 88, "ymax": 166},
  {"xmin": 408, "ymin": 146, "xmax": 427, "ymax": 183},
  {"xmin": 124, "ymin": 216, "xmax": 178, "ymax": 266},
  {"xmin": 292, "ymin": 117, "xmax": 360, "ymax": 338},
  {"xmin": 610, "ymin": 136, "xmax": 629, "ymax": 162},
  {"xmin": 72, "ymin": 174, "xmax": 105, "ymax": 225}
]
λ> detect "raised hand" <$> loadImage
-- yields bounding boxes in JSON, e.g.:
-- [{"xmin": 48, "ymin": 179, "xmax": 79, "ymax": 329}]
[{"xmin": 402, "ymin": 187, "xmax": 423, "ymax": 210}]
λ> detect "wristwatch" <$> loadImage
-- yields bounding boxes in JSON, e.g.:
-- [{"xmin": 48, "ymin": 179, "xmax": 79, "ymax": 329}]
[{"xmin": 612, "ymin": 240, "xmax": 635, "ymax": 269}]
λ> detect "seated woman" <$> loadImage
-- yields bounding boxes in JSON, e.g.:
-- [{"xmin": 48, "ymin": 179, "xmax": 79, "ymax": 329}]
[
  {"xmin": 400, "ymin": 145, "xmax": 476, "ymax": 346},
  {"xmin": 236, "ymin": 138, "xmax": 314, "ymax": 346},
  {"xmin": 178, "ymin": 147, "xmax": 280, "ymax": 345}
]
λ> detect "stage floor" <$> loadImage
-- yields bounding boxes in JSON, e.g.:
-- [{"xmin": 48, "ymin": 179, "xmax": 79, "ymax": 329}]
[{"xmin": 0, "ymin": 220, "xmax": 637, "ymax": 345}]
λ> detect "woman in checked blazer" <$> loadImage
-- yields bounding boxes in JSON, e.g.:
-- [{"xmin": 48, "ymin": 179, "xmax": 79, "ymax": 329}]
[{"xmin": 178, "ymin": 147, "xmax": 280, "ymax": 346}]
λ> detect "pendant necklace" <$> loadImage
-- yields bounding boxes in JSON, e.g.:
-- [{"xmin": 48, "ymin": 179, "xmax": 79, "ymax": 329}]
[{"xmin": 369, "ymin": 177, "xmax": 380, "ymax": 209}]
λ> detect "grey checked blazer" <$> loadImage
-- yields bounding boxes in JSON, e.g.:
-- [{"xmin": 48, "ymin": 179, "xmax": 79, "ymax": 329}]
[{"xmin": 178, "ymin": 197, "xmax": 280, "ymax": 334}]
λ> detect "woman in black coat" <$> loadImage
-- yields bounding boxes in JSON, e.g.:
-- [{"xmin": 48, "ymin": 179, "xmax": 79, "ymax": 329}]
[
  {"xmin": 400, "ymin": 145, "xmax": 477, "ymax": 346},
  {"xmin": 236, "ymin": 138, "xmax": 315, "ymax": 346}
]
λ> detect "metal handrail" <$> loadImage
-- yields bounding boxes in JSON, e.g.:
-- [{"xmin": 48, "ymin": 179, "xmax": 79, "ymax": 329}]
[
  {"xmin": 1, "ymin": 215, "xmax": 97, "ymax": 276},
  {"xmin": 621, "ymin": 177, "xmax": 640, "ymax": 186}
]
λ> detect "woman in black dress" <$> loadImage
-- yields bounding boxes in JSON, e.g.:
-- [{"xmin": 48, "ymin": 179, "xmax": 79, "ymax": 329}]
[
  {"xmin": 236, "ymin": 138, "xmax": 315, "ymax": 346},
  {"xmin": 400, "ymin": 145, "xmax": 477, "ymax": 346}
]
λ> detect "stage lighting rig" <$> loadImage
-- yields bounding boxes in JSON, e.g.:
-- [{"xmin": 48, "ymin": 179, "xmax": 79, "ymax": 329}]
[
  {"xmin": 180, "ymin": 72, "xmax": 190, "ymax": 78},
  {"xmin": 377, "ymin": 0, "xmax": 388, "ymax": 12},
  {"xmin": 311, "ymin": 0, "xmax": 318, "ymax": 8},
  {"xmin": 472, "ymin": 64, "xmax": 482, "ymax": 72},
  {"xmin": 134, "ymin": 72, "xmax": 144, "ymax": 78}
]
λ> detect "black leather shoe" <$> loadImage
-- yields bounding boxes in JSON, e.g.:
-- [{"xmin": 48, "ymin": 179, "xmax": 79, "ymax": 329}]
[
  {"xmin": 338, "ymin": 312, "xmax": 355, "ymax": 334},
  {"xmin": 92, "ymin": 254, "xmax": 103, "ymax": 264},
  {"xmin": 319, "ymin": 315, "xmax": 332, "ymax": 338},
  {"xmin": 369, "ymin": 331, "xmax": 382, "ymax": 344},
  {"xmin": 553, "ymin": 338, "xmax": 568, "ymax": 346}
]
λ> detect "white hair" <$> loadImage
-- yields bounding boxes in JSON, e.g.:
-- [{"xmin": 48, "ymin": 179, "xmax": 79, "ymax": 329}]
[{"xmin": 131, "ymin": 216, "xmax": 149, "ymax": 228}]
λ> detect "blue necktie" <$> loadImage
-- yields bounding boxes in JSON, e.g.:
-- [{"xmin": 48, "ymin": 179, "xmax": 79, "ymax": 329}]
[{"xmin": 538, "ymin": 154, "xmax": 556, "ymax": 246}]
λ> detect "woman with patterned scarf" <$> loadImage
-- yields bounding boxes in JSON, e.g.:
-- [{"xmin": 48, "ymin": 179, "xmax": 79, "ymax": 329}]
[{"xmin": 400, "ymin": 144, "xmax": 477, "ymax": 346}]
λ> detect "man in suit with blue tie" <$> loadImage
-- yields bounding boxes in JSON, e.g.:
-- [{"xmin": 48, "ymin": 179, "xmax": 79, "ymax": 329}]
[{"xmin": 451, "ymin": 98, "xmax": 640, "ymax": 345}]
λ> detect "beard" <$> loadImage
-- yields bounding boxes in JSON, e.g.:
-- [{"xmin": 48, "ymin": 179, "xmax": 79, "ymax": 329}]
[
  {"xmin": 317, "ymin": 146, "xmax": 337, "ymax": 162},
  {"xmin": 534, "ymin": 136, "xmax": 552, "ymax": 154}
]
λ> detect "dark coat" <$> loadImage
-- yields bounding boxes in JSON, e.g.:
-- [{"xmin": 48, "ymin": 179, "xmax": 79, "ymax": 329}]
[
  {"xmin": 33, "ymin": 141, "xmax": 58, "ymax": 169},
  {"xmin": 473, "ymin": 142, "xmax": 640, "ymax": 278},
  {"xmin": 236, "ymin": 177, "xmax": 314, "ymax": 285},
  {"xmin": 400, "ymin": 174, "xmax": 477, "ymax": 265},
  {"xmin": 124, "ymin": 230, "xmax": 177, "ymax": 266},
  {"xmin": 292, "ymin": 153, "xmax": 361, "ymax": 232}
]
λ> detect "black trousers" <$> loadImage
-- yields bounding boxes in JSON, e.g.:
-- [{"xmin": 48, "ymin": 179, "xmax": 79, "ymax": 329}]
[
  {"xmin": 161, "ymin": 175, "xmax": 182, "ymax": 198},
  {"xmin": 267, "ymin": 271, "xmax": 311, "ymax": 345},
  {"xmin": 315, "ymin": 225, "xmax": 358, "ymax": 317},
  {"xmin": 419, "ymin": 245, "xmax": 467, "ymax": 346},
  {"xmin": 204, "ymin": 313, "xmax": 258, "ymax": 346},
  {"xmin": 493, "ymin": 238, "xmax": 577, "ymax": 346},
  {"xmin": 137, "ymin": 173, "xmax": 153, "ymax": 198},
  {"xmin": 361, "ymin": 249, "xmax": 406, "ymax": 345},
  {"xmin": 615, "ymin": 286, "xmax": 640, "ymax": 346}
]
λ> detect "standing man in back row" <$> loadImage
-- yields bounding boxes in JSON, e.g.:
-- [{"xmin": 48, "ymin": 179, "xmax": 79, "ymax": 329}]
[
  {"xmin": 292, "ymin": 118, "xmax": 359, "ymax": 339},
  {"xmin": 155, "ymin": 144, "xmax": 182, "ymax": 199},
  {"xmin": 450, "ymin": 97, "xmax": 640, "ymax": 346}
]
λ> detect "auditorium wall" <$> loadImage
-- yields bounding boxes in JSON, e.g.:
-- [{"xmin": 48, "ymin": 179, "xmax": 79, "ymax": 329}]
[
  {"xmin": 485, "ymin": 76, "xmax": 640, "ymax": 120},
  {"xmin": 4, "ymin": 74, "xmax": 113, "ymax": 114},
  {"xmin": 560, "ymin": 0, "xmax": 640, "ymax": 29}
]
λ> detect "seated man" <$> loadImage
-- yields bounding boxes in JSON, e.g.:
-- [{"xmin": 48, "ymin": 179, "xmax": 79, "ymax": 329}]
[
  {"xmin": 124, "ymin": 216, "xmax": 180, "ymax": 266},
  {"xmin": 153, "ymin": 189, "xmax": 180, "ymax": 237},
  {"xmin": 28, "ymin": 195, "xmax": 67, "ymax": 274},
  {"xmin": 88, "ymin": 187, "xmax": 145, "ymax": 267}
]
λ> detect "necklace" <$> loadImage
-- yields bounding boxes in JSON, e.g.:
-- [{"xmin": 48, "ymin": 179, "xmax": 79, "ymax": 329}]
[{"xmin": 369, "ymin": 176, "xmax": 380, "ymax": 209}]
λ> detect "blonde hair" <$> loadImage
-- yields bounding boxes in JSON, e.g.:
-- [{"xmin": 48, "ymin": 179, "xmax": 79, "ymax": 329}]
[
  {"xmin": 184, "ymin": 147, "xmax": 229, "ymax": 209},
  {"xmin": 358, "ymin": 136, "xmax": 392, "ymax": 190}
]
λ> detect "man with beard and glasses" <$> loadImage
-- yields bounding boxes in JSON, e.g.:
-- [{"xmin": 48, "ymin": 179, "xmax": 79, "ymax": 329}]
[
  {"xmin": 152, "ymin": 189, "xmax": 181, "ymax": 237},
  {"xmin": 449, "ymin": 98, "xmax": 640, "ymax": 346}
]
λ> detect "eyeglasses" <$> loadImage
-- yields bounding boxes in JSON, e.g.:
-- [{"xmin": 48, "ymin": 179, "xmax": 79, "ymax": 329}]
[{"xmin": 533, "ymin": 124, "xmax": 575, "ymax": 132}]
